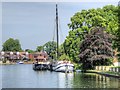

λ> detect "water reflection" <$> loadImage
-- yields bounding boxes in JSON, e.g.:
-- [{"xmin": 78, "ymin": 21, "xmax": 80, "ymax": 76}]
[
  {"xmin": 72, "ymin": 73, "xmax": 120, "ymax": 88},
  {"xmin": 2, "ymin": 64, "xmax": 120, "ymax": 88},
  {"xmin": 57, "ymin": 73, "xmax": 74, "ymax": 88}
]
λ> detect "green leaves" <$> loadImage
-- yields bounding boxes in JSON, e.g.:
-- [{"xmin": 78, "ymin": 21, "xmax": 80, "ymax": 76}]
[
  {"xmin": 43, "ymin": 41, "xmax": 57, "ymax": 59},
  {"xmin": 63, "ymin": 5, "xmax": 119, "ymax": 65},
  {"xmin": 36, "ymin": 46, "xmax": 43, "ymax": 52},
  {"xmin": 69, "ymin": 5, "xmax": 118, "ymax": 34},
  {"xmin": 2, "ymin": 38, "xmax": 22, "ymax": 51},
  {"xmin": 59, "ymin": 54, "xmax": 71, "ymax": 61}
]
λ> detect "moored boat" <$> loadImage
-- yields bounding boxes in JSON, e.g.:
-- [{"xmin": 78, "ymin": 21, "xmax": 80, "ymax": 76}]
[
  {"xmin": 51, "ymin": 61, "xmax": 74, "ymax": 73},
  {"xmin": 17, "ymin": 61, "xmax": 24, "ymax": 64},
  {"xmin": 33, "ymin": 61, "xmax": 50, "ymax": 70},
  {"xmin": 33, "ymin": 51, "xmax": 50, "ymax": 70}
]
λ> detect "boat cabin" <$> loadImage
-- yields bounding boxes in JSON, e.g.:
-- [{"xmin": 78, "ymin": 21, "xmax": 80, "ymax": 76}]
[{"xmin": 34, "ymin": 51, "xmax": 48, "ymax": 64}]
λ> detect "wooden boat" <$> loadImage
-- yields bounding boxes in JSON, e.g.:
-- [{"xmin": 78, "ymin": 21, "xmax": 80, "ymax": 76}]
[
  {"xmin": 33, "ymin": 52, "xmax": 50, "ymax": 70},
  {"xmin": 33, "ymin": 61, "xmax": 49, "ymax": 70}
]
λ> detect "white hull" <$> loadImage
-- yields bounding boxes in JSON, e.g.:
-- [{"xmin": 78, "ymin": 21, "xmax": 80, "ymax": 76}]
[
  {"xmin": 18, "ymin": 61, "xmax": 24, "ymax": 64},
  {"xmin": 53, "ymin": 63, "xmax": 74, "ymax": 73}
]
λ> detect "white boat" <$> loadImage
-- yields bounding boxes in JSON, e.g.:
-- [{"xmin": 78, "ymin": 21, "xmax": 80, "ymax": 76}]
[
  {"xmin": 18, "ymin": 61, "xmax": 24, "ymax": 64},
  {"xmin": 52, "ymin": 61, "xmax": 74, "ymax": 73},
  {"xmin": 76, "ymin": 69, "xmax": 81, "ymax": 73}
]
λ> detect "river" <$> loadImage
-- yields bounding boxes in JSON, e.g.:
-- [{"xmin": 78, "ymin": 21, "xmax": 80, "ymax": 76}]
[{"xmin": 1, "ymin": 64, "xmax": 120, "ymax": 88}]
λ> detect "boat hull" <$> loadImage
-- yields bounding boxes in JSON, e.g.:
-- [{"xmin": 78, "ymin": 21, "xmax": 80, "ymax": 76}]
[
  {"xmin": 53, "ymin": 63, "xmax": 74, "ymax": 73},
  {"xmin": 17, "ymin": 61, "xmax": 24, "ymax": 64}
]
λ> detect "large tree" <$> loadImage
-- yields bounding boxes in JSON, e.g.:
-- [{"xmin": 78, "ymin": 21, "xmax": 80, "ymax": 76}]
[
  {"xmin": 79, "ymin": 27, "xmax": 113, "ymax": 70},
  {"xmin": 64, "ymin": 5, "xmax": 119, "ymax": 63},
  {"xmin": 116, "ymin": 3, "xmax": 120, "ymax": 61},
  {"xmin": 43, "ymin": 41, "xmax": 57, "ymax": 59},
  {"xmin": 2, "ymin": 38, "xmax": 22, "ymax": 51}
]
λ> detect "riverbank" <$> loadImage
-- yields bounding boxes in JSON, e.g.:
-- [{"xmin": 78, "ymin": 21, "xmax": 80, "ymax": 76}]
[
  {"xmin": 87, "ymin": 70, "xmax": 120, "ymax": 78},
  {"xmin": 1, "ymin": 61, "xmax": 120, "ymax": 79},
  {"xmin": 0, "ymin": 61, "xmax": 33, "ymax": 65}
]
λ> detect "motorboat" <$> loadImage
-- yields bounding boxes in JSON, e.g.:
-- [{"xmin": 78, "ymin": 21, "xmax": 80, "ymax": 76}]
[
  {"xmin": 52, "ymin": 61, "xmax": 74, "ymax": 73},
  {"xmin": 17, "ymin": 61, "xmax": 24, "ymax": 64}
]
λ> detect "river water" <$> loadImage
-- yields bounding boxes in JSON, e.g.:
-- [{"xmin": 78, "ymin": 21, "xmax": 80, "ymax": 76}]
[{"xmin": 1, "ymin": 64, "xmax": 120, "ymax": 88}]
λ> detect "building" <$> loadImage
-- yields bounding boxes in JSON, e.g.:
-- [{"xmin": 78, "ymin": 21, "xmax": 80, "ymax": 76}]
[{"xmin": 0, "ymin": 51, "xmax": 29, "ymax": 61}]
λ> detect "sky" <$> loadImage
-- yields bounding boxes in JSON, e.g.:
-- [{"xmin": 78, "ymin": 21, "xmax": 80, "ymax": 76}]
[{"xmin": 1, "ymin": 1, "xmax": 119, "ymax": 51}]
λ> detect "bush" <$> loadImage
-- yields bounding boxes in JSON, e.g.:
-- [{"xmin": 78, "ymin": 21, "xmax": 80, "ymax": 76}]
[
  {"xmin": 59, "ymin": 54, "xmax": 71, "ymax": 61},
  {"xmin": 3, "ymin": 59, "xmax": 6, "ymax": 63},
  {"xmin": 74, "ymin": 63, "xmax": 82, "ymax": 70}
]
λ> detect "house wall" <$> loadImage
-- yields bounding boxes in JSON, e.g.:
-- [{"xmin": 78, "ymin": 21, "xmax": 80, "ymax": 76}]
[
  {"xmin": 113, "ymin": 62, "xmax": 120, "ymax": 66},
  {"xmin": 29, "ymin": 54, "xmax": 34, "ymax": 60}
]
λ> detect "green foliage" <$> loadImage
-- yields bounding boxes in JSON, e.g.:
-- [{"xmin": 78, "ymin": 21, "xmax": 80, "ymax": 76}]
[
  {"xmin": 3, "ymin": 59, "xmax": 6, "ymax": 63},
  {"xmin": 43, "ymin": 41, "xmax": 57, "ymax": 59},
  {"xmin": 36, "ymin": 46, "xmax": 43, "ymax": 52},
  {"xmin": 74, "ymin": 63, "xmax": 82, "ymax": 70},
  {"xmin": 117, "ymin": 53, "xmax": 120, "ymax": 62},
  {"xmin": 64, "ymin": 29, "xmax": 81, "ymax": 63},
  {"xmin": 59, "ymin": 44, "xmax": 65, "ymax": 56},
  {"xmin": 2, "ymin": 38, "xmax": 22, "ymax": 51},
  {"xmin": 63, "ymin": 5, "xmax": 119, "ymax": 65},
  {"xmin": 25, "ymin": 49, "xmax": 35, "ymax": 53},
  {"xmin": 59, "ymin": 54, "xmax": 71, "ymax": 61}
]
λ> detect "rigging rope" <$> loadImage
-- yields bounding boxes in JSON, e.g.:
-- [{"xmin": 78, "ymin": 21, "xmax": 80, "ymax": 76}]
[
  {"xmin": 52, "ymin": 19, "xmax": 56, "ymax": 42},
  {"xmin": 52, "ymin": 8, "xmax": 64, "ymax": 47},
  {"xmin": 58, "ymin": 18, "xmax": 64, "ymax": 44}
]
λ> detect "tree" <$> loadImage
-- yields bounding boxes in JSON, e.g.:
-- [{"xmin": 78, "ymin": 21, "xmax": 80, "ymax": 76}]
[
  {"xmin": 43, "ymin": 41, "xmax": 57, "ymax": 59},
  {"xmin": 63, "ymin": 5, "xmax": 119, "ymax": 63},
  {"xmin": 59, "ymin": 54, "xmax": 71, "ymax": 61},
  {"xmin": 79, "ymin": 27, "xmax": 113, "ymax": 70},
  {"xmin": 36, "ymin": 46, "xmax": 43, "ymax": 52},
  {"xmin": 64, "ymin": 30, "xmax": 81, "ymax": 63},
  {"xmin": 115, "ymin": 3, "xmax": 120, "ymax": 61},
  {"xmin": 25, "ymin": 49, "xmax": 35, "ymax": 53},
  {"xmin": 2, "ymin": 38, "xmax": 22, "ymax": 51}
]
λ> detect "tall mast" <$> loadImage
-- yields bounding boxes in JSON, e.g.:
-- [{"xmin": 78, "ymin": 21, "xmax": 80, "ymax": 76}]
[{"xmin": 56, "ymin": 4, "xmax": 59, "ymax": 60}]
